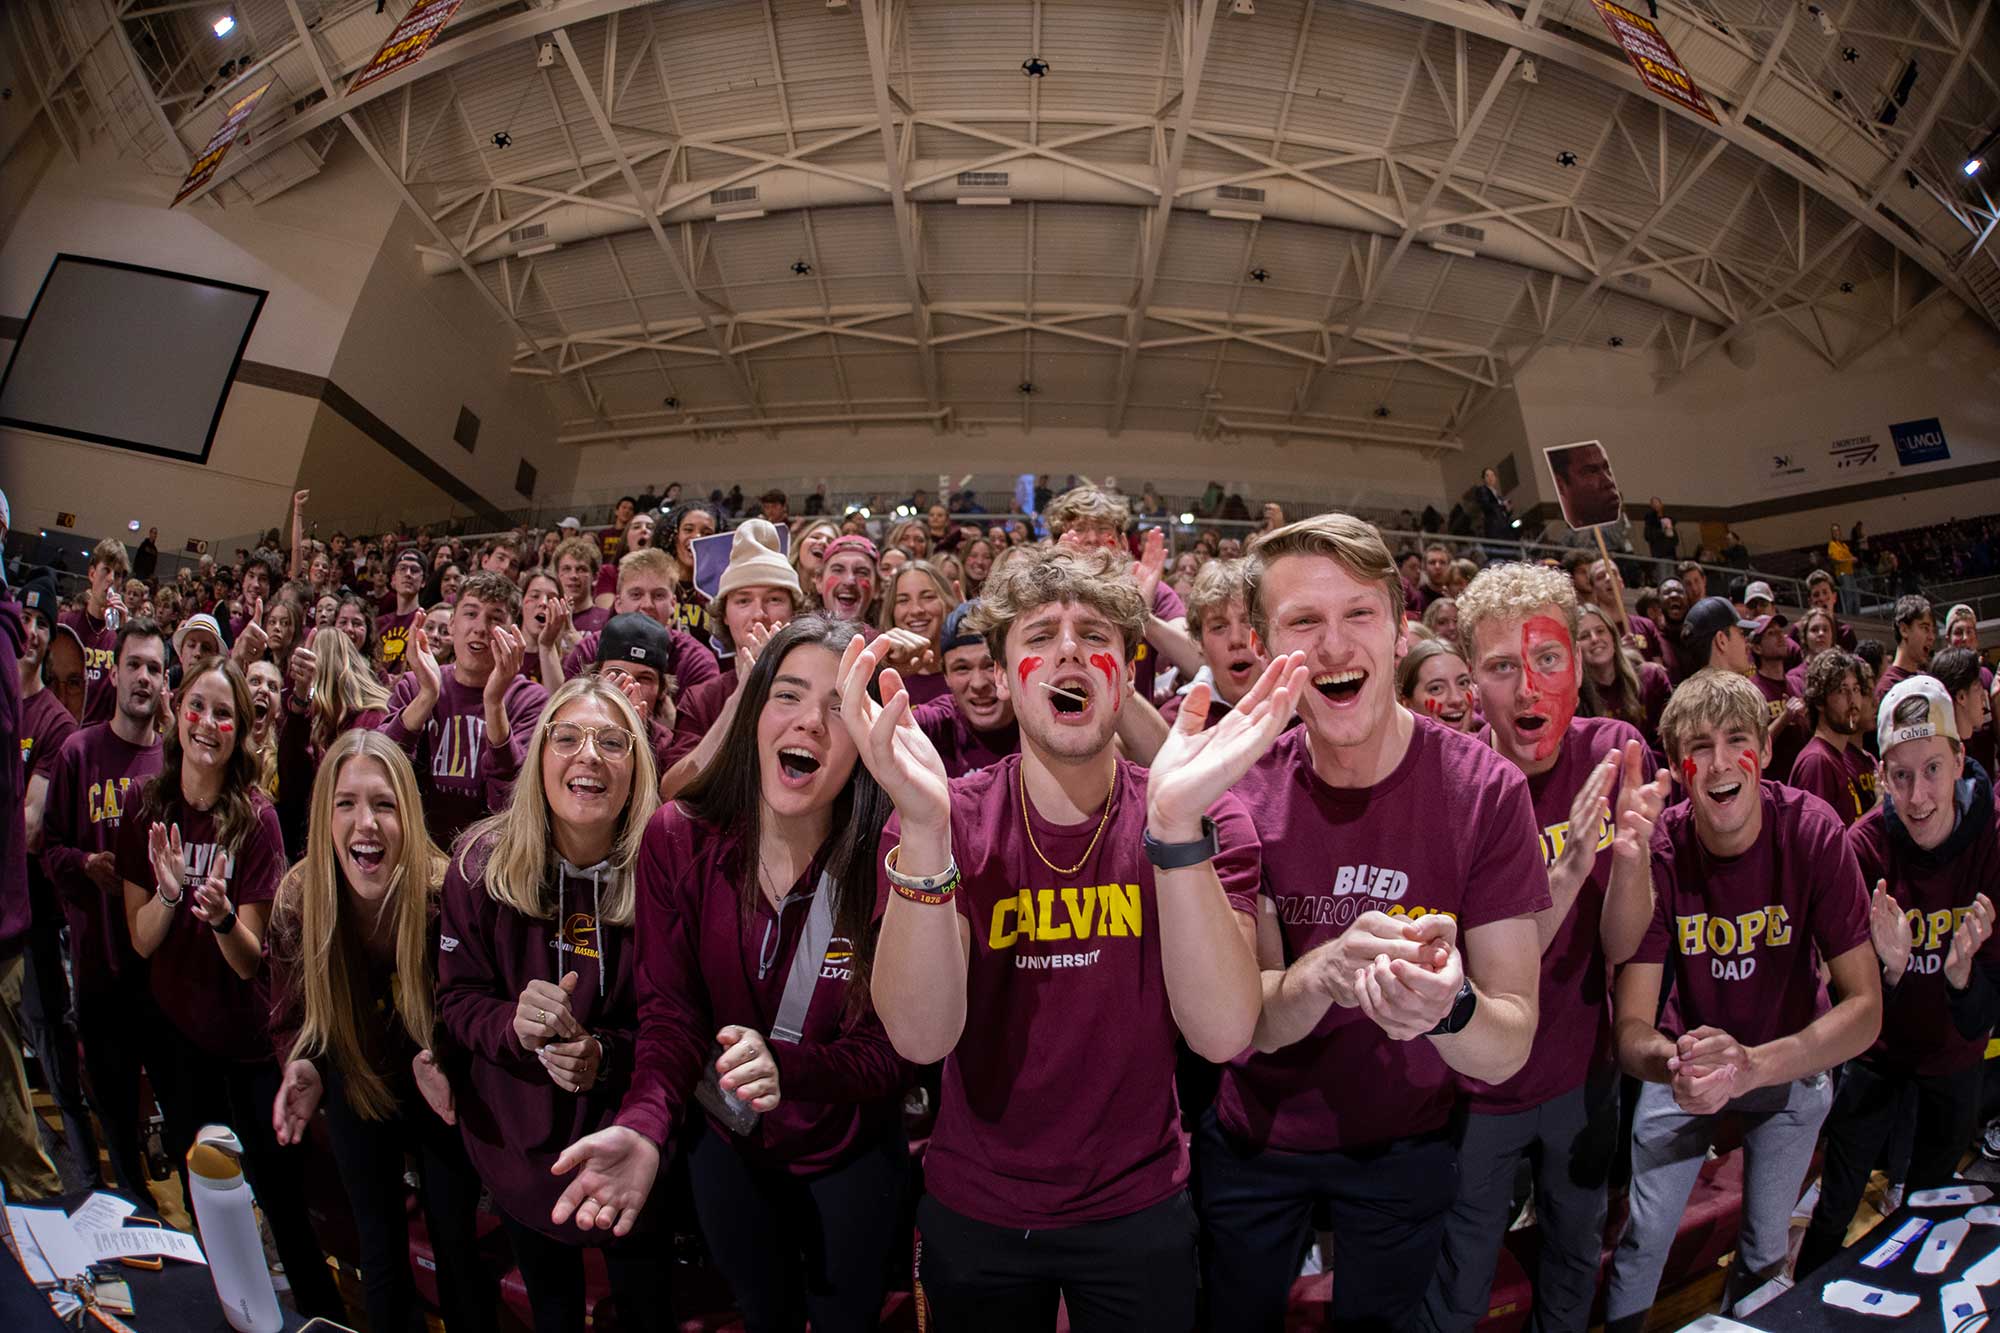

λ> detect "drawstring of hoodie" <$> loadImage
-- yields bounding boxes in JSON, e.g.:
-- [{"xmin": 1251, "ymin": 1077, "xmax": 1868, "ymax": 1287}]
[{"xmin": 555, "ymin": 857, "xmax": 610, "ymax": 1000}]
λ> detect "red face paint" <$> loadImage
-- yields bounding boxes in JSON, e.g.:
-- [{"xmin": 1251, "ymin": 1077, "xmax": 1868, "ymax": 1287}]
[
  {"xmin": 1519, "ymin": 614, "xmax": 1578, "ymax": 760},
  {"xmin": 1681, "ymin": 757, "xmax": 1698, "ymax": 787},
  {"xmin": 1017, "ymin": 655, "xmax": 1043, "ymax": 691},
  {"xmin": 1421, "ymin": 696, "xmax": 1443, "ymax": 716},
  {"xmin": 1737, "ymin": 748, "xmax": 1759, "ymax": 779},
  {"xmin": 1089, "ymin": 653, "xmax": 1120, "ymax": 695},
  {"xmin": 184, "ymin": 709, "xmax": 201, "ymax": 726},
  {"xmin": 216, "ymin": 720, "xmax": 233, "ymax": 734}
]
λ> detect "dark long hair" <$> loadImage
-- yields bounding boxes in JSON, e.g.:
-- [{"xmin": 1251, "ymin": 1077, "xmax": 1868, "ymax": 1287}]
[
  {"xmin": 138, "ymin": 655, "xmax": 263, "ymax": 857},
  {"xmin": 680, "ymin": 614, "xmax": 891, "ymax": 1016}
]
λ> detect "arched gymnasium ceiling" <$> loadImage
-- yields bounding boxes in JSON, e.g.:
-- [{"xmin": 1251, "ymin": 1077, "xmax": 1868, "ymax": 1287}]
[{"xmin": 12, "ymin": 0, "xmax": 2000, "ymax": 456}]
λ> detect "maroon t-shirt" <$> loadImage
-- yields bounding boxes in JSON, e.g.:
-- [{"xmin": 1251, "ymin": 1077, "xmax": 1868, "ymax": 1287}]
[
  {"xmin": 571, "ymin": 606, "xmax": 611, "ymax": 636},
  {"xmin": 1789, "ymin": 736, "xmax": 1879, "ymax": 827},
  {"xmin": 1850, "ymin": 801, "xmax": 2000, "ymax": 1075},
  {"xmin": 1216, "ymin": 718, "xmax": 1550, "ymax": 1153},
  {"xmin": 910, "ymin": 695, "xmax": 1019, "ymax": 778},
  {"xmin": 880, "ymin": 754, "xmax": 1258, "ymax": 1228},
  {"xmin": 1875, "ymin": 662, "xmax": 1919, "ymax": 707},
  {"xmin": 1134, "ymin": 582, "xmax": 1185, "ymax": 704},
  {"xmin": 39, "ymin": 724, "xmax": 162, "ymax": 998},
  {"xmin": 1468, "ymin": 716, "xmax": 1645, "ymax": 1115},
  {"xmin": 376, "ymin": 608, "xmax": 421, "ymax": 674},
  {"xmin": 376, "ymin": 666, "xmax": 546, "ymax": 851},
  {"xmin": 1636, "ymin": 782, "xmax": 1870, "ymax": 1048},
  {"xmin": 59, "ymin": 608, "xmax": 117, "ymax": 724},
  {"xmin": 20, "ymin": 689, "xmax": 77, "ymax": 785},
  {"xmin": 115, "ymin": 794, "xmax": 284, "ymax": 1060},
  {"xmin": 1752, "ymin": 671, "xmax": 1807, "ymax": 784},
  {"xmin": 616, "ymin": 806, "xmax": 906, "ymax": 1171}
]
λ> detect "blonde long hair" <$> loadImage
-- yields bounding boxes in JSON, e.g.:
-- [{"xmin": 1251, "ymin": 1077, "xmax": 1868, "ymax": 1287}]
[
  {"xmin": 274, "ymin": 731, "xmax": 444, "ymax": 1120},
  {"xmin": 454, "ymin": 677, "xmax": 658, "ymax": 927},
  {"xmin": 311, "ymin": 626, "xmax": 392, "ymax": 755}
]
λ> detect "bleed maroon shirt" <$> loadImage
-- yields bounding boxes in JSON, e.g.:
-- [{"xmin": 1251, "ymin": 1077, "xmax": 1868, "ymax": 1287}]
[
  {"xmin": 879, "ymin": 754, "xmax": 1259, "ymax": 1228},
  {"xmin": 1789, "ymin": 736, "xmax": 1879, "ymax": 827},
  {"xmin": 115, "ymin": 795, "xmax": 284, "ymax": 1060},
  {"xmin": 1636, "ymin": 781, "xmax": 1869, "ymax": 1048},
  {"xmin": 616, "ymin": 806, "xmax": 907, "ymax": 1171},
  {"xmin": 1468, "ymin": 716, "xmax": 1645, "ymax": 1115},
  {"xmin": 1216, "ymin": 718, "xmax": 1550, "ymax": 1152}
]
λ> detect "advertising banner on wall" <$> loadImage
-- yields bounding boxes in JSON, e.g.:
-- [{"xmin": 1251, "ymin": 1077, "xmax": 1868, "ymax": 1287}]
[
  {"xmin": 1890, "ymin": 417, "xmax": 1951, "ymax": 466},
  {"xmin": 1587, "ymin": 0, "xmax": 1719, "ymax": 124},
  {"xmin": 349, "ymin": 0, "xmax": 466, "ymax": 96},
  {"xmin": 170, "ymin": 81, "xmax": 272, "ymax": 207},
  {"xmin": 1764, "ymin": 431, "xmax": 1892, "ymax": 495}
]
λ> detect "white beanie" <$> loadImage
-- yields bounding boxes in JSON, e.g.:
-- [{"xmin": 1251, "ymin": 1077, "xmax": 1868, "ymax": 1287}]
[{"xmin": 715, "ymin": 519, "xmax": 802, "ymax": 602}]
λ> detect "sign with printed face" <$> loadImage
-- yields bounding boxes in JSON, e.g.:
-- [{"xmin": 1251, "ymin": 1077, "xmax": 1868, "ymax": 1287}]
[
  {"xmin": 349, "ymin": 0, "xmax": 466, "ymax": 95},
  {"xmin": 1588, "ymin": 0, "xmax": 1719, "ymax": 124},
  {"xmin": 171, "ymin": 81, "xmax": 272, "ymax": 207},
  {"xmin": 1890, "ymin": 417, "xmax": 1950, "ymax": 466},
  {"xmin": 1543, "ymin": 440, "xmax": 1623, "ymax": 530}
]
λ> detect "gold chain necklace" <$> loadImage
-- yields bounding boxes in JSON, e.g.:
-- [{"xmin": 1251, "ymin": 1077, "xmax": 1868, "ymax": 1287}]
[{"xmin": 1019, "ymin": 763, "xmax": 1118, "ymax": 876}]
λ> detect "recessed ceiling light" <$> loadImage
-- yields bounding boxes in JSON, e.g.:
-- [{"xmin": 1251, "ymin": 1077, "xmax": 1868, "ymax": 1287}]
[
  {"xmin": 492, "ymin": 130, "xmax": 512, "ymax": 148},
  {"xmin": 1022, "ymin": 57, "xmax": 1050, "ymax": 77},
  {"xmin": 212, "ymin": 14, "xmax": 235, "ymax": 37},
  {"xmin": 1557, "ymin": 150, "xmax": 1578, "ymax": 167}
]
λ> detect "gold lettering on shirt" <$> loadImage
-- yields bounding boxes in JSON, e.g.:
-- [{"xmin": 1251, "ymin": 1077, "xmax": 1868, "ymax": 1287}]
[
  {"xmin": 1676, "ymin": 906, "xmax": 1791, "ymax": 957},
  {"xmin": 87, "ymin": 777, "xmax": 134, "ymax": 825},
  {"xmin": 987, "ymin": 885, "xmax": 1141, "ymax": 951},
  {"xmin": 1538, "ymin": 809, "xmax": 1615, "ymax": 866}
]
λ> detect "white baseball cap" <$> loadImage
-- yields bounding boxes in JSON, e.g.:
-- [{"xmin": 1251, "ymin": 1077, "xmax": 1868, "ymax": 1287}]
[
  {"xmin": 173, "ymin": 612, "xmax": 224, "ymax": 658},
  {"xmin": 557, "ymin": 516, "xmax": 582, "ymax": 531},
  {"xmin": 1743, "ymin": 580, "xmax": 1775, "ymax": 606},
  {"xmin": 1877, "ymin": 674, "xmax": 1958, "ymax": 757}
]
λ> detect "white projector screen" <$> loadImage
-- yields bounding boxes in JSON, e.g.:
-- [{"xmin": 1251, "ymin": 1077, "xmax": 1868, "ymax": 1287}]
[{"xmin": 0, "ymin": 254, "xmax": 267, "ymax": 464}]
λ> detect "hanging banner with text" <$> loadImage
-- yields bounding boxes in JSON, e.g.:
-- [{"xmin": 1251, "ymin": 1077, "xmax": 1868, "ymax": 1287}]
[
  {"xmin": 170, "ymin": 81, "xmax": 272, "ymax": 208},
  {"xmin": 349, "ymin": 0, "xmax": 466, "ymax": 96},
  {"xmin": 1587, "ymin": 0, "xmax": 1719, "ymax": 124}
]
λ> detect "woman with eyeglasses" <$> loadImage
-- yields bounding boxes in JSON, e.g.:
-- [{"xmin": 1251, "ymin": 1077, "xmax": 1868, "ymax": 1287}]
[
  {"xmin": 550, "ymin": 616, "xmax": 909, "ymax": 1333},
  {"xmin": 116, "ymin": 655, "xmax": 344, "ymax": 1319},
  {"xmin": 436, "ymin": 676, "xmax": 666, "ymax": 1332},
  {"xmin": 268, "ymin": 730, "xmax": 496, "ymax": 1333}
]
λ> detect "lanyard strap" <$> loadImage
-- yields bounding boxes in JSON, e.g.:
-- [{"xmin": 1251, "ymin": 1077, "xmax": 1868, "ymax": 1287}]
[{"xmin": 770, "ymin": 870, "xmax": 835, "ymax": 1046}]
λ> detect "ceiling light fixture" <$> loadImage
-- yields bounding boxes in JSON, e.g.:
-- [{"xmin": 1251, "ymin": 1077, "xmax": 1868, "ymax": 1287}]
[
  {"xmin": 1608, "ymin": 335, "xmax": 1625, "ymax": 347},
  {"xmin": 791, "ymin": 260, "xmax": 813, "ymax": 275},
  {"xmin": 212, "ymin": 14, "xmax": 236, "ymax": 37},
  {"xmin": 663, "ymin": 396, "xmax": 679, "ymax": 409},
  {"xmin": 1839, "ymin": 281, "xmax": 1855, "ymax": 293},
  {"xmin": 1841, "ymin": 46, "xmax": 1859, "ymax": 62},
  {"xmin": 491, "ymin": 130, "xmax": 512, "ymax": 148},
  {"xmin": 1373, "ymin": 405, "xmax": 1390, "ymax": 418},
  {"xmin": 1022, "ymin": 57, "xmax": 1050, "ymax": 77},
  {"xmin": 1249, "ymin": 266, "xmax": 1270, "ymax": 282},
  {"xmin": 1556, "ymin": 150, "xmax": 1578, "ymax": 167},
  {"xmin": 1018, "ymin": 381, "xmax": 1036, "ymax": 394}
]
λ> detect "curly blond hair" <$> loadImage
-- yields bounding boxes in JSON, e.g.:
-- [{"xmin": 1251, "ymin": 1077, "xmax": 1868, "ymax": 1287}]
[
  {"xmin": 966, "ymin": 544, "xmax": 1146, "ymax": 664},
  {"xmin": 1454, "ymin": 562, "xmax": 1577, "ymax": 662},
  {"xmin": 1044, "ymin": 484, "xmax": 1131, "ymax": 539}
]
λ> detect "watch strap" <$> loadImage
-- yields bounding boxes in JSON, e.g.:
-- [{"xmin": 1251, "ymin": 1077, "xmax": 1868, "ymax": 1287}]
[
  {"xmin": 1143, "ymin": 816, "xmax": 1219, "ymax": 870},
  {"xmin": 1427, "ymin": 980, "xmax": 1478, "ymax": 1036}
]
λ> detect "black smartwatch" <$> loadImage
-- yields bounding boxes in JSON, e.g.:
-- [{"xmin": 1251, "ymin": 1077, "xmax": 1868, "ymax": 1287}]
[
  {"xmin": 1143, "ymin": 816, "xmax": 1219, "ymax": 870},
  {"xmin": 1427, "ymin": 980, "xmax": 1478, "ymax": 1036},
  {"xmin": 209, "ymin": 909, "xmax": 239, "ymax": 936}
]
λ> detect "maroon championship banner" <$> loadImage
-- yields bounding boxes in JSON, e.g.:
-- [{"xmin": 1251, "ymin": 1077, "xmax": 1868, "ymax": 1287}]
[
  {"xmin": 348, "ymin": 0, "xmax": 466, "ymax": 96},
  {"xmin": 1588, "ymin": 0, "xmax": 1719, "ymax": 125},
  {"xmin": 171, "ymin": 80, "xmax": 272, "ymax": 207}
]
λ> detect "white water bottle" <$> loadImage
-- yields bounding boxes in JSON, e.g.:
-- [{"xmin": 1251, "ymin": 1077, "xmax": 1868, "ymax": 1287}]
[{"xmin": 187, "ymin": 1124, "xmax": 283, "ymax": 1333}]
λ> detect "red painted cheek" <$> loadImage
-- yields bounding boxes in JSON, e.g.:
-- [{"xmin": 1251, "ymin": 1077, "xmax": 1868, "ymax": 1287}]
[
  {"xmin": 1017, "ymin": 655, "xmax": 1043, "ymax": 691},
  {"xmin": 1682, "ymin": 758, "xmax": 1699, "ymax": 786},
  {"xmin": 1421, "ymin": 697, "xmax": 1442, "ymax": 715},
  {"xmin": 184, "ymin": 710, "xmax": 201, "ymax": 727},
  {"xmin": 1089, "ymin": 653, "xmax": 1121, "ymax": 710},
  {"xmin": 1738, "ymin": 749, "xmax": 1758, "ymax": 778},
  {"xmin": 216, "ymin": 720, "xmax": 233, "ymax": 734}
]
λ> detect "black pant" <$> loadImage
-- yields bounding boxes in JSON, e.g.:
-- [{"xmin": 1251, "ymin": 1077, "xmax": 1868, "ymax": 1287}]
[
  {"xmin": 500, "ymin": 1213, "xmax": 672, "ymax": 1333},
  {"xmin": 1799, "ymin": 1057, "xmax": 1983, "ymax": 1277},
  {"xmin": 916, "ymin": 1190, "xmax": 1199, "ymax": 1333},
  {"xmin": 73, "ymin": 974, "xmax": 162, "ymax": 1197},
  {"xmin": 319, "ymin": 1069, "xmax": 496, "ymax": 1333},
  {"xmin": 150, "ymin": 1028, "xmax": 344, "ymax": 1319},
  {"xmin": 1193, "ymin": 1107, "xmax": 1460, "ymax": 1333},
  {"xmin": 687, "ymin": 1122, "xmax": 905, "ymax": 1333},
  {"xmin": 18, "ymin": 922, "xmax": 98, "ymax": 1191}
]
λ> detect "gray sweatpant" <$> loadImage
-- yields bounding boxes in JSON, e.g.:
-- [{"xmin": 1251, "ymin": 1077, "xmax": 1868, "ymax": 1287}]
[
  {"xmin": 1419, "ymin": 1072, "xmax": 1620, "ymax": 1333},
  {"xmin": 1605, "ymin": 1074, "xmax": 1832, "ymax": 1323}
]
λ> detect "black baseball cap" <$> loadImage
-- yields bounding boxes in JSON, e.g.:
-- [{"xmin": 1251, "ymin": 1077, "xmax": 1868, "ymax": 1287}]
[
  {"xmin": 942, "ymin": 600, "xmax": 983, "ymax": 654},
  {"xmin": 596, "ymin": 612, "xmax": 671, "ymax": 672},
  {"xmin": 18, "ymin": 571, "xmax": 58, "ymax": 630},
  {"xmin": 1681, "ymin": 596, "xmax": 1757, "ymax": 650}
]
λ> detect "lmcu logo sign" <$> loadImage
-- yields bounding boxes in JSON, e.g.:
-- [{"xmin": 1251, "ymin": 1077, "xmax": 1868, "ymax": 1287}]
[{"xmin": 1890, "ymin": 417, "xmax": 1950, "ymax": 466}]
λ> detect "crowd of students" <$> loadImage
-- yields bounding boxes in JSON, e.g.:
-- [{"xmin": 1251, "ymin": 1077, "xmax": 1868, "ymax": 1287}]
[{"xmin": 2, "ymin": 478, "xmax": 1998, "ymax": 1333}]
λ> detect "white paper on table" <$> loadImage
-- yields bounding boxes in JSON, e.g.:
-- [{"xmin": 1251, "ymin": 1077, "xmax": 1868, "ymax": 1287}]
[
  {"xmin": 1972, "ymin": 1205, "xmax": 2000, "ymax": 1227},
  {"xmin": 6, "ymin": 1206, "xmax": 89, "ymax": 1284},
  {"xmin": 1919, "ymin": 1218, "xmax": 1973, "ymax": 1274},
  {"xmin": 1824, "ymin": 1278, "xmax": 1922, "ymax": 1317},
  {"xmin": 1941, "ymin": 1279, "xmax": 1987, "ymax": 1333},
  {"xmin": 83, "ymin": 1225, "xmax": 207, "ymax": 1266},
  {"xmin": 66, "ymin": 1193, "xmax": 136, "ymax": 1234},
  {"xmin": 1910, "ymin": 1185, "xmax": 1995, "ymax": 1208},
  {"xmin": 1968, "ymin": 1237, "xmax": 2000, "ymax": 1287}
]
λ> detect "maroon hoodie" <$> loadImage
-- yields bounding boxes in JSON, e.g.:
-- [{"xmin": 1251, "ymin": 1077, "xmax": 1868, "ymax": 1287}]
[
  {"xmin": 436, "ymin": 832, "xmax": 641, "ymax": 1241},
  {"xmin": 376, "ymin": 665, "xmax": 546, "ymax": 851},
  {"xmin": 614, "ymin": 805, "xmax": 906, "ymax": 1173},
  {"xmin": 39, "ymin": 724, "xmax": 163, "ymax": 997}
]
